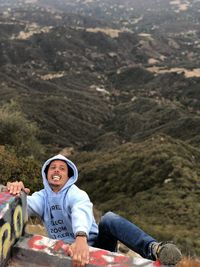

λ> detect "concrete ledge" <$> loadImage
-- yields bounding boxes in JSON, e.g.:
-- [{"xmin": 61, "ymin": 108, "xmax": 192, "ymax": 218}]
[
  {"xmin": 0, "ymin": 187, "xmax": 27, "ymax": 267},
  {"xmin": 12, "ymin": 234, "xmax": 158, "ymax": 267}
]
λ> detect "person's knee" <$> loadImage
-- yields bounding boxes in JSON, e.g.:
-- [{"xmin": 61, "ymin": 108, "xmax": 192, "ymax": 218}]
[
  {"xmin": 102, "ymin": 211, "xmax": 116, "ymax": 220},
  {"xmin": 99, "ymin": 211, "xmax": 116, "ymax": 228}
]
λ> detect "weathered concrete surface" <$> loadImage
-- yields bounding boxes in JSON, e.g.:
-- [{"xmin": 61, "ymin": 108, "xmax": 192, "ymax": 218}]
[
  {"xmin": 11, "ymin": 234, "xmax": 158, "ymax": 267},
  {"xmin": 0, "ymin": 186, "xmax": 27, "ymax": 267}
]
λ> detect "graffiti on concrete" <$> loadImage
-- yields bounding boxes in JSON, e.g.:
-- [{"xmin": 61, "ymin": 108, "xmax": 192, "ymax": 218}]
[
  {"xmin": 0, "ymin": 191, "xmax": 15, "ymax": 206},
  {"xmin": 25, "ymin": 234, "xmax": 158, "ymax": 267},
  {"xmin": 89, "ymin": 249, "xmax": 132, "ymax": 267},
  {"xmin": 0, "ymin": 189, "xmax": 27, "ymax": 267},
  {"xmin": 27, "ymin": 234, "xmax": 132, "ymax": 266},
  {"xmin": 28, "ymin": 234, "xmax": 70, "ymax": 254}
]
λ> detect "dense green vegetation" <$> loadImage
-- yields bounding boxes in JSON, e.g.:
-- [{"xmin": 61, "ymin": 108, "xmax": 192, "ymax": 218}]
[
  {"xmin": 0, "ymin": 147, "xmax": 41, "ymax": 192},
  {"xmin": 0, "ymin": 101, "xmax": 44, "ymax": 159},
  {"xmin": 0, "ymin": 102, "xmax": 42, "ymax": 191},
  {"xmin": 72, "ymin": 135, "xmax": 200, "ymax": 256}
]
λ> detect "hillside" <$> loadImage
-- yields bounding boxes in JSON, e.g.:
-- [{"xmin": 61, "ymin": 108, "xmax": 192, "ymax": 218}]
[
  {"xmin": 0, "ymin": 0, "xmax": 199, "ymax": 149},
  {"xmin": 0, "ymin": 0, "xmax": 199, "ymax": 257},
  {"xmin": 73, "ymin": 134, "xmax": 200, "ymax": 255}
]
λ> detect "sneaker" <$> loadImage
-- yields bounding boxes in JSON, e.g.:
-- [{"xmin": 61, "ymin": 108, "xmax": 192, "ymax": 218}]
[{"xmin": 151, "ymin": 241, "xmax": 182, "ymax": 266}]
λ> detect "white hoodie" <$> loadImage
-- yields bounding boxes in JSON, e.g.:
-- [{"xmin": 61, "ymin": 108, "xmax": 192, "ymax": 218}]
[{"xmin": 27, "ymin": 154, "xmax": 98, "ymax": 244}]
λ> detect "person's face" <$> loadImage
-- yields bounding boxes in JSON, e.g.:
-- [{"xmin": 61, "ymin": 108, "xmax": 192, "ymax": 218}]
[{"xmin": 47, "ymin": 160, "xmax": 69, "ymax": 192}]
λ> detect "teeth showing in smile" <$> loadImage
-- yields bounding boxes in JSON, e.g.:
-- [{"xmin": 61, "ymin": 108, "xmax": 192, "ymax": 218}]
[{"xmin": 52, "ymin": 175, "xmax": 61, "ymax": 181}]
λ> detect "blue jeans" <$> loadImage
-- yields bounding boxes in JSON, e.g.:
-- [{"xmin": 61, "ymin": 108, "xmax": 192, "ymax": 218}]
[{"xmin": 93, "ymin": 211, "xmax": 156, "ymax": 260}]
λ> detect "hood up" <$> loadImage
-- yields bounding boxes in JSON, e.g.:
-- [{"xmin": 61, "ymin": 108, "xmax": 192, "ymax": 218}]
[{"xmin": 41, "ymin": 154, "xmax": 78, "ymax": 194}]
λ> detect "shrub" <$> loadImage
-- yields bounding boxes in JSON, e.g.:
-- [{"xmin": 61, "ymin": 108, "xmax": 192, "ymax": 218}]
[{"xmin": 0, "ymin": 100, "xmax": 44, "ymax": 159}]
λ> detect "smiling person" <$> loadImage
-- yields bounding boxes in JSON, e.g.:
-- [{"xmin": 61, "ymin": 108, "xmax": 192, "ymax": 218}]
[{"xmin": 6, "ymin": 154, "xmax": 182, "ymax": 267}]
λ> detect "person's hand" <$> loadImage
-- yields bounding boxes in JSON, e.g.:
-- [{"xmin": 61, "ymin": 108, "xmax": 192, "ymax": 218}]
[
  {"xmin": 68, "ymin": 236, "xmax": 89, "ymax": 267},
  {"xmin": 6, "ymin": 181, "xmax": 30, "ymax": 196}
]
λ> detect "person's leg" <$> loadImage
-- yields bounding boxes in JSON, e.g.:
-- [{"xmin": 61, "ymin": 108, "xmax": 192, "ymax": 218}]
[
  {"xmin": 93, "ymin": 211, "xmax": 182, "ymax": 265},
  {"xmin": 94, "ymin": 211, "xmax": 155, "ymax": 259}
]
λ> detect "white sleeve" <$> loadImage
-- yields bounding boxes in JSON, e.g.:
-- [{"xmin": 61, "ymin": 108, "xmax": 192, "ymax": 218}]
[
  {"xmin": 27, "ymin": 190, "xmax": 45, "ymax": 218},
  {"xmin": 68, "ymin": 187, "xmax": 94, "ymax": 237}
]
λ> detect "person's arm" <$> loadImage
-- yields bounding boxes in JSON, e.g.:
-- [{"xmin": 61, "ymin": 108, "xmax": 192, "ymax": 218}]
[
  {"xmin": 67, "ymin": 187, "xmax": 94, "ymax": 267},
  {"xmin": 6, "ymin": 181, "xmax": 30, "ymax": 195},
  {"xmin": 68, "ymin": 235, "xmax": 89, "ymax": 267},
  {"xmin": 27, "ymin": 191, "xmax": 45, "ymax": 218}
]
